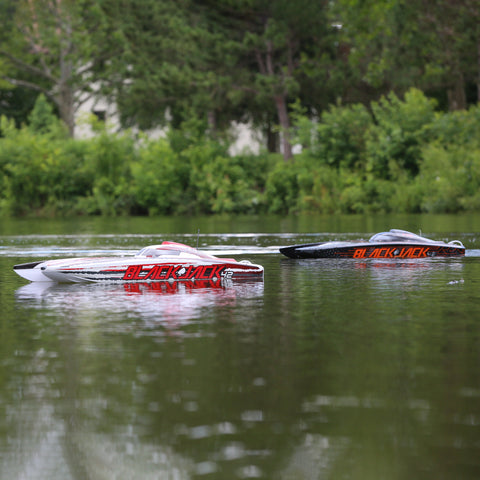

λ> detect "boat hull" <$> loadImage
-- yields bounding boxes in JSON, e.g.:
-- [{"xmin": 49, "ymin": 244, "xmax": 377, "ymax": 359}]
[
  {"xmin": 43, "ymin": 261, "xmax": 262, "ymax": 283},
  {"xmin": 280, "ymin": 242, "xmax": 465, "ymax": 259},
  {"xmin": 13, "ymin": 261, "xmax": 51, "ymax": 282},
  {"xmin": 15, "ymin": 259, "xmax": 263, "ymax": 283},
  {"xmin": 14, "ymin": 242, "xmax": 264, "ymax": 283}
]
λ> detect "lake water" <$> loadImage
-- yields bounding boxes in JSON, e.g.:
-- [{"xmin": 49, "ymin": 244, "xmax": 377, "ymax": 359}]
[{"xmin": 1, "ymin": 214, "xmax": 480, "ymax": 480}]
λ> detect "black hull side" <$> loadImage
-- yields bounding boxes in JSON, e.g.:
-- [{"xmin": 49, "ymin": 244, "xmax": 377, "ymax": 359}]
[{"xmin": 280, "ymin": 243, "xmax": 465, "ymax": 259}]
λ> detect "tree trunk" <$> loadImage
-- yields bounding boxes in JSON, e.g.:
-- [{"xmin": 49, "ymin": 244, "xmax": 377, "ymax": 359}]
[
  {"xmin": 266, "ymin": 121, "xmax": 278, "ymax": 153},
  {"xmin": 477, "ymin": 35, "xmax": 480, "ymax": 103},
  {"xmin": 274, "ymin": 94, "xmax": 293, "ymax": 161},
  {"xmin": 447, "ymin": 71, "xmax": 466, "ymax": 111},
  {"xmin": 58, "ymin": 55, "xmax": 76, "ymax": 136},
  {"xmin": 260, "ymin": 35, "xmax": 294, "ymax": 161},
  {"xmin": 57, "ymin": 85, "xmax": 75, "ymax": 137},
  {"xmin": 207, "ymin": 110, "xmax": 216, "ymax": 136}
]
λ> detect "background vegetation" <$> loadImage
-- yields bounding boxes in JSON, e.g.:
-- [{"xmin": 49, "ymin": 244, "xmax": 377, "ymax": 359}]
[
  {"xmin": 1, "ymin": 90, "xmax": 480, "ymax": 216},
  {"xmin": 0, "ymin": 0, "xmax": 479, "ymax": 216}
]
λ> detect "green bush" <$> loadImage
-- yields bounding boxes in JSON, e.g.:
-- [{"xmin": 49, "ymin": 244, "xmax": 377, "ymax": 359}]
[
  {"xmin": 0, "ymin": 115, "xmax": 88, "ymax": 215},
  {"xmin": 27, "ymin": 94, "xmax": 68, "ymax": 138},
  {"xmin": 189, "ymin": 152, "xmax": 273, "ymax": 214},
  {"xmin": 296, "ymin": 157, "xmax": 344, "ymax": 213},
  {"xmin": 1, "ymin": 88, "xmax": 480, "ymax": 217},
  {"xmin": 415, "ymin": 144, "xmax": 480, "ymax": 213},
  {"xmin": 77, "ymin": 127, "xmax": 138, "ymax": 215},
  {"xmin": 130, "ymin": 138, "xmax": 186, "ymax": 215},
  {"xmin": 366, "ymin": 88, "xmax": 437, "ymax": 179},
  {"xmin": 428, "ymin": 105, "xmax": 480, "ymax": 148},
  {"xmin": 264, "ymin": 156, "xmax": 301, "ymax": 213},
  {"xmin": 293, "ymin": 102, "xmax": 372, "ymax": 170}
]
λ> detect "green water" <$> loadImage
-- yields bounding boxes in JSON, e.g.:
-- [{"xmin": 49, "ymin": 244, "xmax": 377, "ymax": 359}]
[{"xmin": 1, "ymin": 214, "xmax": 480, "ymax": 479}]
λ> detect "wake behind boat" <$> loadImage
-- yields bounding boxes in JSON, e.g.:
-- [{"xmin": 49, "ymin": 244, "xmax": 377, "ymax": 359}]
[
  {"xmin": 14, "ymin": 241, "xmax": 264, "ymax": 283},
  {"xmin": 280, "ymin": 229, "xmax": 465, "ymax": 259}
]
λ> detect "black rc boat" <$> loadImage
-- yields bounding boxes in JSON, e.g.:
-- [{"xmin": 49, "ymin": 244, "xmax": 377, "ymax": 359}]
[{"xmin": 280, "ymin": 229, "xmax": 465, "ymax": 259}]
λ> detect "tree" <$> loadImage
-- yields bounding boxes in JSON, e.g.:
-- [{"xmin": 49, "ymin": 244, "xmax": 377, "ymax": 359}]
[
  {"xmin": 110, "ymin": 0, "xmax": 337, "ymax": 161},
  {"xmin": 0, "ymin": 0, "xmax": 124, "ymax": 136},
  {"xmin": 202, "ymin": 0, "xmax": 334, "ymax": 160},
  {"xmin": 0, "ymin": 0, "xmax": 39, "ymax": 126},
  {"xmin": 108, "ymin": 0, "xmax": 253, "ymax": 139},
  {"xmin": 103, "ymin": 0, "xmax": 207, "ymax": 131},
  {"xmin": 332, "ymin": 0, "xmax": 480, "ymax": 111},
  {"xmin": 417, "ymin": 0, "xmax": 480, "ymax": 109}
]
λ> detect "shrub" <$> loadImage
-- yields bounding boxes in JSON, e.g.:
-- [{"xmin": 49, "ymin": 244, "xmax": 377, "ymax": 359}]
[
  {"xmin": 366, "ymin": 88, "xmax": 437, "ymax": 179},
  {"xmin": 264, "ymin": 155, "xmax": 301, "ymax": 214},
  {"xmin": 189, "ymin": 153, "xmax": 271, "ymax": 214},
  {"xmin": 292, "ymin": 102, "xmax": 372, "ymax": 170},
  {"xmin": 296, "ymin": 159, "xmax": 343, "ymax": 213},
  {"xmin": 79, "ymin": 128, "xmax": 137, "ymax": 215},
  {"xmin": 0, "ymin": 116, "xmax": 87, "ymax": 215},
  {"xmin": 27, "ymin": 94, "xmax": 68, "ymax": 138},
  {"xmin": 428, "ymin": 105, "xmax": 480, "ymax": 148},
  {"xmin": 130, "ymin": 138, "xmax": 186, "ymax": 215},
  {"xmin": 416, "ymin": 144, "xmax": 480, "ymax": 213}
]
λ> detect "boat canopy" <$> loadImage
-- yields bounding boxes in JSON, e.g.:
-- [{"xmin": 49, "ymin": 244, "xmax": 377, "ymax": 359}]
[
  {"xmin": 136, "ymin": 246, "xmax": 181, "ymax": 257},
  {"xmin": 369, "ymin": 229, "xmax": 438, "ymax": 244},
  {"xmin": 135, "ymin": 242, "xmax": 219, "ymax": 260}
]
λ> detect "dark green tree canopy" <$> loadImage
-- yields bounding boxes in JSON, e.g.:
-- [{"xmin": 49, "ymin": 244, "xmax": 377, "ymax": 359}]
[
  {"xmin": 0, "ymin": 0, "xmax": 126, "ymax": 135},
  {"xmin": 0, "ymin": 0, "xmax": 479, "ymax": 155}
]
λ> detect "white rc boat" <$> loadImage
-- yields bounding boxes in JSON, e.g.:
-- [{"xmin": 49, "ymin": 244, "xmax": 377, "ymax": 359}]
[{"xmin": 14, "ymin": 241, "xmax": 264, "ymax": 283}]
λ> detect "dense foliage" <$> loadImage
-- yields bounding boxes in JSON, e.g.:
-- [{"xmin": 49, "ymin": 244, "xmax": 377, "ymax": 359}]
[
  {"xmin": 1, "ymin": 0, "xmax": 479, "ymax": 160},
  {"xmin": 1, "ymin": 89, "xmax": 480, "ymax": 217}
]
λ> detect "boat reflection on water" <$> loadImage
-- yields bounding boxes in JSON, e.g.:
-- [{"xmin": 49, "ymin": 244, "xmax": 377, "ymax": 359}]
[
  {"xmin": 15, "ymin": 278, "xmax": 264, "ymax": 333},
  {"xmin": 353, "ymin": 257, "xmax": 463, "ymax": 276},
  {"xmin": 282, "ymin": 256, "xmax": 465, "ymax": 293},
  {"xmin": 352, "ymin": 258, "xmax": 465, "ymax": 289}
]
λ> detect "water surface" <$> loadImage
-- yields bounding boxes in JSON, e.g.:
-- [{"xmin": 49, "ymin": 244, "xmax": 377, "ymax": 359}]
[{"xmin": 1, "ymin": 215, "xmax": 480, "ymax": 479}]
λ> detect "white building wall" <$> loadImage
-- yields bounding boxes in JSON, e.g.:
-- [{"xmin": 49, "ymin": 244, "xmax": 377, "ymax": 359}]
[{"xmin": 74, "ymin": 96, "xmax": 264, "ymax": 155}]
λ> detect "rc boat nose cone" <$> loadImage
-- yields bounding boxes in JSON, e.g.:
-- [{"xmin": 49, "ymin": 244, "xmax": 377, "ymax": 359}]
[{"xmin": 13, "ymin": 261, "xmax": 53, "ymax": 282}]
